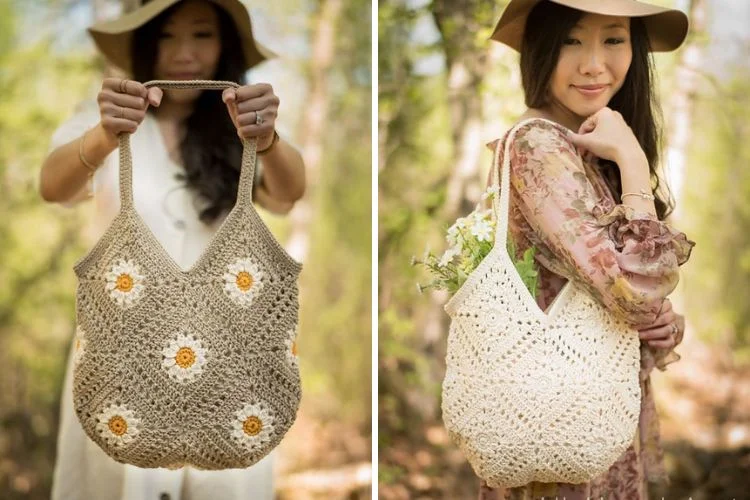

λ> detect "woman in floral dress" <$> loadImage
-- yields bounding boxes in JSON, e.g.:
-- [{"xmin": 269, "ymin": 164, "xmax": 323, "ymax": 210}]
[{"xmin": 479, "ymin": 1, "xmax": 695, "ymax": 498}]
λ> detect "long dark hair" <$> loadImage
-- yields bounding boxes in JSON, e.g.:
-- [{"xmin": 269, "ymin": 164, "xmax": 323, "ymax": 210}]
[
  {"xmin": 520, "ymin": 0, "xmax": 674, "ymax": 220},
  {"xmin": 131, "ymin": 0, "xmax": 247, "ymax": 224}
]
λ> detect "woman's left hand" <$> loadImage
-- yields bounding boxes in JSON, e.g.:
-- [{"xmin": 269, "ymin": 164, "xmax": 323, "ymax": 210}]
[
  {"xmin": 634, "ymin": 299, "xmax": 685, "ymax": 349},
  {"xmin": 222, "ymin": 83, "xmax": 278, "ymax": 149}
]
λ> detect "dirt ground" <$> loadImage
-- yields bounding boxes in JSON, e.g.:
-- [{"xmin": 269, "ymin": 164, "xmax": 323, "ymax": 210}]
[{"xmin": 276, "ymin": 409, "xmax": 372, "ymax": 499}]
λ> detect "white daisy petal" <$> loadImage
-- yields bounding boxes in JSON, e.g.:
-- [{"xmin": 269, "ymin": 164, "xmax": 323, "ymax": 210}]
[
  {"xmin": 73, "ymin": 326, "xmax": 87, "ymax": 366},
  {"xmin": 161, "ymin": 333, "xmax": 209, "ymax": 383},
  {"xmin": 230, "ymin": 402, "xmax": 276, "ymax": 452},
  {"xmin": 94, "ymin": 403, "xmax": 140, "ymax": 448},
  {"xmin": 284, "ymin": 330, "xmax": 299, "ymax": 367},
  {"xmin": 223, "ymin": 258, "xmax": 264, "ymax": 308},
  {"xmin": 104, "ymin": 259, "xmax": 145, "ymax": 308}
]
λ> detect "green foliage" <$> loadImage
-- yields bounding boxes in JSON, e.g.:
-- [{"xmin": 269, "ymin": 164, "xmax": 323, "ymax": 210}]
[
  {"xmin": 378, "ymin": 6, "xmax": 750, "ymax": 498},
  {"xmin": 295, "ymin": 0, "xmax": 372, "ymax": 428},
  {"xmin": 682, "ymin": 66, "xmax": 750, "ymax": 362},
  {"xmin": 413, "ymin": 199, "xmax": 540, "ymax": 298},
  {"xmin": 0, "ymin": 3, "xmax": 100, "ymax": 498},
  {"xmin": 507, "ymin": 235, "xmax": 539, "ymax": 301},
  {"xmin": 379, "ymin": 2, "xmax": 521, "ymax": 455},
  {"xmin": 1, "ymin": 0, "xmax": 372, "ymax": 497}
]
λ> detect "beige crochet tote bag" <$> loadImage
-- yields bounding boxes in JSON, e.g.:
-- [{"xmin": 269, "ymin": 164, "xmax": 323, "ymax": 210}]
[
  {"xmin": 442, "ymin": 118, "xmax": 641, "ymax": 488},
  {"xmin": 72, "ymin": 80, "xmax": 302, "ymax": 470}
]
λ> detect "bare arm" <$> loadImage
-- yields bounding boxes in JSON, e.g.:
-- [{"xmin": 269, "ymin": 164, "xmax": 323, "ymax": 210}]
[
  {"xmin": 40, "ymin": 78, "xmax": 161, "ymax": 204},
  {"xmin": 39, "ymin": 123, "xmax": 117, "ymax": 203},
  {"xmin": 569, "ymin": 108, "xmax": 657, "ymax": 217},
  {"xmin": 223, "ymin": 84, "xmax": 306, "ymax": 214},
  {"xmin": 254, "ymin": 137, "xmax": 306, "ymax": 214},
  {"xmin": 615, "ymin": 148, "xmax": 657, "ymax": 217}
]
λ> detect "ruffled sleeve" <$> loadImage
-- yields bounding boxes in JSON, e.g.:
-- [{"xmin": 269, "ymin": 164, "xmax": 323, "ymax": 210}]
[
  {"xmin": 45, "ymin": 100, "xmax": 103, "ymax": 208},
  {"xmin": 504, "ymin": 120, "xmax": 695, "ymax": 328}
]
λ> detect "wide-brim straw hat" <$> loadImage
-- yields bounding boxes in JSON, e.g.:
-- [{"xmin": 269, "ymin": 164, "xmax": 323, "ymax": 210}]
[
  {"xmin": 491, "ymin": 0, "xmax": 689, "ymax": 52},
  {"xmin": 88, "ymin": 0, "xmax": 275, "ymax": 74}
]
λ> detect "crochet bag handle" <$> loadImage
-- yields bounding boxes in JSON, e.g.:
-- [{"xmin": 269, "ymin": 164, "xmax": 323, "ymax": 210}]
[
  {"xmin": 117, "ymin": 80, "xmax": 258, "ymax": 211},
  {"xmin": 487, "ymin": 119, "xmax": 537, "ymax": 250}
]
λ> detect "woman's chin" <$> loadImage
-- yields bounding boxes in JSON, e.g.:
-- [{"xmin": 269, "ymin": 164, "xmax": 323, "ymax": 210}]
[
  {"xmin": 569, "ymin": 100, "xmax": 610, "ymax": 119},
  {"xmin": 164, "ymin": 88, "xmax": 202, "ymax": 104}
]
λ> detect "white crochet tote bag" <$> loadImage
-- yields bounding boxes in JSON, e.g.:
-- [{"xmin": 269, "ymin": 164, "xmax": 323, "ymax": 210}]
[{"xmin": 442, "ymin": 118, "xmax": 641, "ymax": 488}]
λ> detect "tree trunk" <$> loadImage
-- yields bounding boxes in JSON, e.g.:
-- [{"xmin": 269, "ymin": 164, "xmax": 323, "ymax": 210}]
[
  {"xmin": 286, "ymin": 0, "xmax": 343, "ymax": 261},
  {"xmin": 664, "ymin": 0, "xmax": 707, "ymax": 222},
  {"xmin": 432, "ymin": 0, "xmax": 495, "ymax": 220}
]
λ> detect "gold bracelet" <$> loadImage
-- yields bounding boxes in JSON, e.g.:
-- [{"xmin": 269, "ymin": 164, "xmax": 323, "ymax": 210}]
[
  {"xmin": 257, "ymin": 130, "xmax": 280, "ymax": 156},
  {"xmin": 79, "ymin": 128, "xmax": 100, "ymax": 174},
  {"xmin": 621, "ymin": 189, "xmax": 654, "ymax": 201}
]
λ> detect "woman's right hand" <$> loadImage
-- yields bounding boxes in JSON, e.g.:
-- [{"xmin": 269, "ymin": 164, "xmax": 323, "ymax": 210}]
[
  {"xmin": 633, "ymin": 299, "xmax": 684, "ymax": 350},
  {"xmin": 97, "ymin": 78, "xmax": 163, "ymax": 142},
  {"xmin": 567, "ymin": 107, "xmax": 645, "ymax": 166}
]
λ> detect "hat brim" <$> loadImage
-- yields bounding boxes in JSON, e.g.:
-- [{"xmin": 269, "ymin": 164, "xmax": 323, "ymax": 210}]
[
  {"xmin": 491, "ymin": 0, "xmax": 689, "ymax": 53},
  {"xmin": 88, "ymin": 0, "xmax": 275, "ymax": 75}
]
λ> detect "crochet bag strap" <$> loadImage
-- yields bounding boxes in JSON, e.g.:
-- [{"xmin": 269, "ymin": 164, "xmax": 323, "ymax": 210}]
[
  {"xmin": 117, "ymin": 80, "xmax": 258, "ymax": 211},
  {"xmin": 488, "ymin": 119, "xmax": 535, "ymax": 251}
]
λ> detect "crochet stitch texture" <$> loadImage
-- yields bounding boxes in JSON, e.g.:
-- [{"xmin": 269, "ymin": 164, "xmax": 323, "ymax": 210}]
[
  {"xmin": 441, "ymin": 118, "xmax": 641, "ymax": 488},
  {"xmin": 72, "ymin": 81, "xmax": 302, "ymax": 470}
]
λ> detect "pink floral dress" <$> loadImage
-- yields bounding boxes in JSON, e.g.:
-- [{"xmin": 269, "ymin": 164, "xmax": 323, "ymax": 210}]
[{"xmin": 477, "ymin": 119, "xmax": 695, "ymax": 500}]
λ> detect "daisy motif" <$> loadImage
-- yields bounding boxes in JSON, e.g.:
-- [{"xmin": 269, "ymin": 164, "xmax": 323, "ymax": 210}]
[
  {"xmin": 231, "ymin": 402, "xmax": 275, "ymax": 452},
  {"xmin": 285, "ymin": 329, "xmax": 299, "ymax": 366},
  {"xmin": 223, "ymin": 258, "xmax": 264, "ymax": 307},
  {"xmin": 73, "ymin": 325, "xmax": 87, "ymax": 366},
  {"xmin": 104, "ymin": 259, "xmax": 145, "ymax": 308},
  {"xmin": 161, "ymin": 333, "xmax": 208, "ymax": 383},
  {"xmin": 95, "ymin": 403, "xmax": 141, "ymax": 447}
]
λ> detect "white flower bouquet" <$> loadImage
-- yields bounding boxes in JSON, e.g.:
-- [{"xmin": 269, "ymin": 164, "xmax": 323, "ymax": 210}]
[{"xmin": 414, "ymin": 186, "xmax": 539, "ymax": 298}]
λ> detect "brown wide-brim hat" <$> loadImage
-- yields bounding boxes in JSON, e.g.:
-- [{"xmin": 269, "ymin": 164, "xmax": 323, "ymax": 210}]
[
  {"xmin": 88, "ymin": 0, "xmax": 275, "ymax": 74},
  {"xmin": 491, "ymin": 0, "xmax": 689, "ymax": 52}
]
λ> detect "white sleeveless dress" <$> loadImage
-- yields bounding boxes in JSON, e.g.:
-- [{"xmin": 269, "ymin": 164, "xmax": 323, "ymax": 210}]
[{"xmin": 48, "ymin": 100, "xmax": 274, "ymax": 500}]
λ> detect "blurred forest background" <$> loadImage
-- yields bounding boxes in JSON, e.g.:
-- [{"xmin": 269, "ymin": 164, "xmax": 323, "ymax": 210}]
[
  {"xmin": 0, "ymin": 0, "xmax": 371, "ymax": 498},
  {"xmin": 379, "ymin": 0, "xmax": 750, "ymax": 498}
]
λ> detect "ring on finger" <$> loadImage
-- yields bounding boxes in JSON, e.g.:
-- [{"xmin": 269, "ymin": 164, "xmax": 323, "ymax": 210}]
[
  {"xmin": 120, "ymin": 79, "xmax": 129, "ymax": 94},
  {"xmin": 671, "ymin": 323, "xmax": 678, "ymax": 335},
  {"xmin": 119, "ymin": 107, "xmax": 126, "ymax": 119},
  {"xmin": 255, "ymin": 111, "xmax": 264, "ymax": 126}
]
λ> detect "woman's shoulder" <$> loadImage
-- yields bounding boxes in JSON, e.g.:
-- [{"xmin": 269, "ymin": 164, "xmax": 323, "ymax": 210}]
[
  {"xmin": 510, "ymin": 117, "xmax": 573, "ymax": 149},
  {"xmin": 487, "ymin": 117, "xmax": 577, "ymax": 161}
]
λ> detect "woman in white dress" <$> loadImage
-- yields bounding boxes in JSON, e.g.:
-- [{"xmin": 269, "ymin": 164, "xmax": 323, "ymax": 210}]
[{"xmin": 38, "ymin": 1, "xmax": 305, "ymax": 498}]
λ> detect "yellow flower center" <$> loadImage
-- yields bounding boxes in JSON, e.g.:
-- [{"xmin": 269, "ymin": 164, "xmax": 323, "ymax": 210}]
[
  {"xmin": 175, "ymin": 347, "xmax": 196, "ymax": 368},
  {"xmin": 236, "ymin": 271, "xmax": 254, "ymax": 292},
  {"xmin": 116, "ymin": 273, "xmax": 133, "ymax": 292},
  {"xmin": 292, "ymin": 341, "xmax": 298, "ymax": 356},
  {"xmin": 108, "ymin": 416, "xmax": 128, "ymax": 436},
  {"xmin": 243, "ymin": 416, "xmax": 263, "ymax": 436}
]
